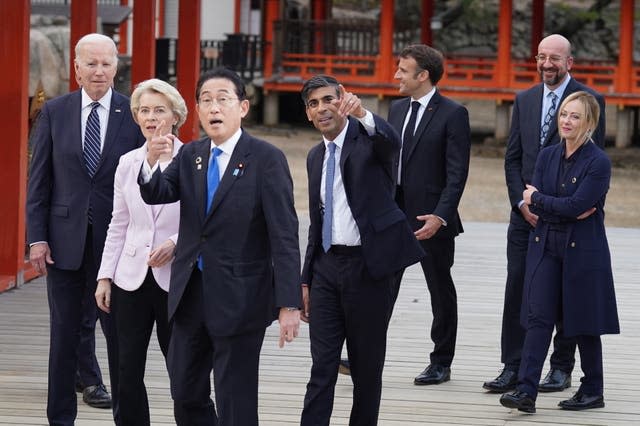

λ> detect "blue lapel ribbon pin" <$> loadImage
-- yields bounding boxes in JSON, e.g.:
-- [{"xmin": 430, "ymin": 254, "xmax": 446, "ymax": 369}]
[{"xmin": 233, "ymin": 163, "xmax": 244, "ymax": 177}]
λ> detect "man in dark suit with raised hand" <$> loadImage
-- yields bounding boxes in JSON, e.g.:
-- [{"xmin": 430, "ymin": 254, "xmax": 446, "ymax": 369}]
[
  {"xmin": 483, "ymin": 33, "xmax": 606, "ymax": 394},
  {"xmin": 139, "ymin": 68, "xmax": 301, "ymax": 426},
  {"xmin": 388, "ymin": 44, "xmax": 471, "ymax": 386},
  {"xmin": 27, "ymin": 33, "xmax": 144, "ymax": 425},
  {"xmin": 300, "ymin": 75, "xmax": 424, "ymax": 425}
]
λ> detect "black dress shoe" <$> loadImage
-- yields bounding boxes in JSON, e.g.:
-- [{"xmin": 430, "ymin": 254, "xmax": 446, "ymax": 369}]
[
  {"xmin": 538, "ymin": 368, "xmax": 571, "ymax": 392},
  {"xmin": 338, "ymin": 358, "xmax": 350, "ymax": 376},
  {"xmin": 558, "ymin": 391, "xmax": 604, "ymax": 410},
  {"xmin": 500, "ymin": 390, "xmax": 536, "ymax": 413},
  {"xmin": 414, "ymin": 364, "xmax": 450, "ymax": 385},
  {"xmin": 483, "ymin": 369, "xmax": 518, "ymax": 392},
  {"xmin": 82, "ymin": 384, "xmax": 112, "ymax": 409}
]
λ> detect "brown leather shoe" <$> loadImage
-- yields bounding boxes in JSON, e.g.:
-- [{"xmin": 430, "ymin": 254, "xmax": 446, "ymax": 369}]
[
  {"xmin": 338, "ymin": 358, "xmax": 350, "ymax": 375},
  {"xmin": 82, "ymin": 384, "xmax": 112, "ymax": 409}
]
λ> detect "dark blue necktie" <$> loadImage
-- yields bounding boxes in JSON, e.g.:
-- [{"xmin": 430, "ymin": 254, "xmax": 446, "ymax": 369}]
[
  {"xmin": 401, "ymin": 100, "xmax": 420, "ymax": 165},
  {"xmin": 84, "ymin": 101, "xmax": 101, "ymax": 177},
  {"xmin": 322, "ymin": 142, "xmax": 336, "ymax": 252},
  {"xmin": 540, "ymin": 92, "xmax": 558, "ymax": 145},
  {"xmin": 206, "ymin": 147, "xmax": 223, "ymax": 214},
  {"xmin": 198, "ymin": 147, "xmax": 223, "ymax": 271}
]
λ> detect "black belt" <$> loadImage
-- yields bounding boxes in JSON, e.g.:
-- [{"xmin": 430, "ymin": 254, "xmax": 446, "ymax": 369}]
[{"xmin": 329, "ymin": 245, "xmax": 362, "ymax": 255}]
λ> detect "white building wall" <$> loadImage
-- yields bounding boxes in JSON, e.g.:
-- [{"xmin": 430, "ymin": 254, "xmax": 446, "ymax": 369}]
[{"xmin": 201, "ymin": 0, "xmax": 235, "ymax": 40}]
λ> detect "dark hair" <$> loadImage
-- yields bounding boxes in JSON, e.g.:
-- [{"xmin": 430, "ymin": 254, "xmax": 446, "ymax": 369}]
[
  {"xmin": 301, "ymin": 74, "xmax": 341, "ymax": 105},
  {"xmin": 195, "ymin": 67, "xmax": 246, "ymax": 100},
  {"xmin": 399, "ymin": 44, "xmax": 444, "ymax": 85}
]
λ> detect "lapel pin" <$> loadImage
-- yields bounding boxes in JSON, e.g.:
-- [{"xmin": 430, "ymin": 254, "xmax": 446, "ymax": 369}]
[
  {"xmin": 427, "ymin": 107, "xmax": 433, "ymax": 111},
  {"xmin": 195, "ymin": 156, "xmax": 202, "ymax": 170},
  {"xmin": 115, "ymin": 109, "xmax": 121, "ymax": 113},
  {"xmin": 571, "ymin": 177, "xmax": 577, "ymax": 184},
  {"xmin": 233, "ymin": 163, "xmax": 244, "ymax": 177}
]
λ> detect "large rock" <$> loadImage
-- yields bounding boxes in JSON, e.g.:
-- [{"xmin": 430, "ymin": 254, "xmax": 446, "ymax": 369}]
[{"xmin": 30, "ymin": 17, "xmax": 69, "ymax": 98}]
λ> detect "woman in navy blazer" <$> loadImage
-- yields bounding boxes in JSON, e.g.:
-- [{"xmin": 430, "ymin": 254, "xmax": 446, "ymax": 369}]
[
  {"xmin": 95, "ymin": 79, "xmax": 187, "ymax": 426},
  {"xmin": 500, "ymin": 91, "xmax": 619, "ymax": 414}
]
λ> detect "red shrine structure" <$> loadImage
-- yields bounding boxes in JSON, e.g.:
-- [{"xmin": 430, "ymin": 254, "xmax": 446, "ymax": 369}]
[{"xmin": 1, "ymin": 0, "xmax": 638, "ymax": 291}]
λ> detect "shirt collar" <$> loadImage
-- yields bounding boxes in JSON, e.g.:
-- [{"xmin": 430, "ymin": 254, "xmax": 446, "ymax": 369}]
[
  {"xmin": 412, "ymin": 86, "xmax": 437, "ymax": 108},
  {"xmin": 210, "ymin": 127, "xmax": 242, "ymax": 155},
  {"xmin": 81, "ymin": 87, "xmax": 112, "ymax": 110},
  {"xmin": 323, "ymin": 119, "xmax": 349, "ymax": 150},
  {"xmin": 544, "ymin": 74, "xmax": 572, "ymax": 99}
]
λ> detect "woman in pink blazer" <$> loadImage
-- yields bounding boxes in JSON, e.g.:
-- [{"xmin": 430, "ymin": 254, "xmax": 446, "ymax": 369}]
[{"xmin": 95, "ymin": 78, "xmax": 186, "ymax": 426}]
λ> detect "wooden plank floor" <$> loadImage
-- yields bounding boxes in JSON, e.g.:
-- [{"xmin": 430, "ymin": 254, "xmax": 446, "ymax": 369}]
[{"xmin": 1, "ymin": 221, "xmax": 638, "ymax": 425}]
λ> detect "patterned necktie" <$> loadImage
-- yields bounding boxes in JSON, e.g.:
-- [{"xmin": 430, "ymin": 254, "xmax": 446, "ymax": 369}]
[
  {"xmin": 84, "ymin": 101, "xmax": 102, "ymax": 177},
  {"xmin": 206, "ymin": 147, "xmax": 223, "ymax": 213},
  {"xmin": 322, "ymin": 142, "xmax": 336, "ymax": 252},
  {"xmin": 540, "ymin": 92, "xmax": 558, "ymax": 145},
  {"xmin": 401, "ymin": 101, "xmax": 420, "ymax": 164}
]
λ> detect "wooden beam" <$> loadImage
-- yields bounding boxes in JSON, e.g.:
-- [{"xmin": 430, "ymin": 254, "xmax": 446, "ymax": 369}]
[
  {"xmin": 378, "ymin": 0, "xmax": 394, "ymax": 82},
  {"xmin": 177, "ymin": 0, "xmax": 201, "ymax": 141},
  {"xmin": 70, "ymin": 0, "xmax": 97, "ymax": 91},
  {"xmin": 0, "ymin": 0, "xmax": 30, "ymax": 290},
  {"xmin": 119, "ymin": 0, "xmax": 129, "ymax": 54},
  {"xmin": 263, "ymin": 0, "xmax": 279, "ymax": 80},
  {"xmin": 530, "ymin": 0, "xmax": 544, "ymax": 59},
  {"xmin": 421, "ymin": 0, "xmax": 433, "ymax": 45},
  {"xmin": 131, "ymin": 0, "xmax": 157, "ymax": 87},
  {"xmin": 496, "ymin": 0, "xmax": 512, "ymax": 87},
  {"xmin": 616, "ymin": 0, "xmax": 634, "ymax": 93}
]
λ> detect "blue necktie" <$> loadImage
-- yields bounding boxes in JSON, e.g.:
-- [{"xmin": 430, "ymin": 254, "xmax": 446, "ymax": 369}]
[
  {"xmin": 322, "ymin": 142, "xmax": 336, "ymax": 252},
  {"xmin": 84, "ymin": 101, "xmax": 101, "ymax": 177},
  {"xmin": 198, "ymin": 147, "xmax": 223, "ymax": 271},
  {"xmin": 540, "ymin": 92, "xmax": 558, "ymax": 145},
  {"xmin": 206, "ymin": 147, "xmax": 223, "ymax": 213}
]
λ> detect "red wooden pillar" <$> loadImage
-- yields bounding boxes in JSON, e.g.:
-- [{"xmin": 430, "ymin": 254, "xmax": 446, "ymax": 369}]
[
  {"xmin": 378, "ymin": 0, "xmax": 394, "ymax": 82},
  {"xmin": 263, "ymin": 0, "xmax": 279, "ymax": 79},
  {"xmin": 312, "ymin": 0, "xmax": 328, "ymax": 53},
  {"xmin": 421, "ymin": 0, "xmax": 433, "ymax": 45},
  {"xmin": 177, "ymin": 0, "xmax": 201, "ymax": 141},
  {"xmin": 158, "ymin": 0, "xmax": 166, "ymax": 37},
  {"xmin": 531, "ymin": 0, "xmax": 544, "ymax": 59},
  {"xmin": 119, "ymin": 0, "xmax": 129, "ymax": 54},
  {"xmin": 496, "ymin": 0, "xmax": 512, "ymax": 87},
  {"xmin": 0, "ymin": 0, "xmax": 30, "ymax": 291},
  {"xmin": 616, "ymin": 0, "xmax": 634, "ymax": 93},
  {"xmin": 131, "ymin": 0, "xmax": 157, "ymax": 87},
  {"xmin": 234, "ymin": 0, "xmax": 242, "ymax": 33},
  {"xmin": 70, "ymin": 0, "xmax": 97, "ymax": 91}
]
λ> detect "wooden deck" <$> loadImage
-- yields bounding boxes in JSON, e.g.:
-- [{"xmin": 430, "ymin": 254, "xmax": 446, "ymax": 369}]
[{"xmin": 1, "ymin": 221, "xmax": 638, "ymax": 425}]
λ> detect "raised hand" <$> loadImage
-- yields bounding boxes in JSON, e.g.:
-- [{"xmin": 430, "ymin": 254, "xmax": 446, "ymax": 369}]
[
  {"xmin": 335, "ymin": 84, "xmax": 366, "ymax": 118},
  {"xmin": 146, "ymin": 120, "xmax": 174, "ymax": 166}
]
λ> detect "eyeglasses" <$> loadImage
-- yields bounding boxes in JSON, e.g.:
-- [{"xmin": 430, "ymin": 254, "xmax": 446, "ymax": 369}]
[
  {"xmin": 535, "ymin": 54, "xmax": 566, "ymax": 64},
  {"xmin": 198, "ymin": 95, "xmax": 239, "ymax": 109}
]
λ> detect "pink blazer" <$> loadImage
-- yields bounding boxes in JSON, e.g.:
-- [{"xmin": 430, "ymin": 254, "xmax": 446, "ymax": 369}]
[{"xmin": 98, "ymin": 140, "xmax": 182, "ymax": 292}]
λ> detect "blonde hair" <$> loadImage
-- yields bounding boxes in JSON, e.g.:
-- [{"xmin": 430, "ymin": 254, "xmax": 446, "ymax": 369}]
[
  {"xmin": 130, "ymin": 79, "xmax": 188, "ymax": 134},
  {"xmin": 557, "ymin": 91, "xmax": 600, "ymax": 144}
]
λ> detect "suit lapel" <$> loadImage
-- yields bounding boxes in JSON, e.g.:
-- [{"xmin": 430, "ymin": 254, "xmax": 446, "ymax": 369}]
[
  {"xmin": 206, "ymin": 134, "xmax": 251, "ymax": 218},
  {"xmin": 309, "ymin": 143, "xmax": 325, "ymax": 213},
  {"xmin": 339, "ymin": 118, "xmax": 358, "ymax": 181},
  {"xmin": 69, "ymin": 92, "xmax": 85, "ymax": 171},
  {"xmin": 404, "ymin": 91, "xmax": 439, "ymax": 163},
  {"xmin": 133, "ymin": 145, "xmax": 157, "ymax": 223},
  {"xmin": 192, "ymin": 138, "xmax": 210, "ymax": 223},
  {"xmin": 99, "ymin": 91, "xmax": 126, "ymax": 174}
]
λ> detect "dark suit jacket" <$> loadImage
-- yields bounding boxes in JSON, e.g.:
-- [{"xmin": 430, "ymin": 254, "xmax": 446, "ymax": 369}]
[
  {"xmin": 139, "ymin": 131, "xmax": 301, "ymax": 337},
  {"xmin": 505, "ymin": 78, "xmax": 606, "ymax": 213},
  {"xmin": 522, "ymin": 141, "xmax": 619, "ymax": 337},
  {"xmin": 27, "ymin": 89, "xmax": 144, "ymax": 270},
  {"xmin": 388, "ymin": 90, "xmax": 470, "ymax": 239},
  {"xmin": 301, "ymin": 115, "xmax": 424, "ymax": 283}
]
